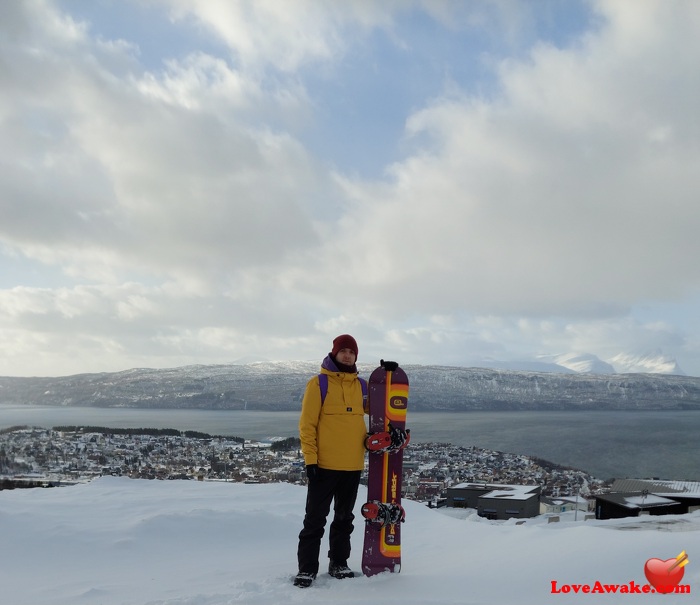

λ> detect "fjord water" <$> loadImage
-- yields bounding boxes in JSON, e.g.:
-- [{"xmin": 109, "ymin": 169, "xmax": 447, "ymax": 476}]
[{"xmin": 2, "ymin": 407, "xmax": 698, "ymax": 481}]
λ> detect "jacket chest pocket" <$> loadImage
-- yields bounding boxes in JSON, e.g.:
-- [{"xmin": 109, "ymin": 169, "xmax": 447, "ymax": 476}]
[{"xmin": 323, "ymin": 396, "xmax": 362, "ymax": 416}]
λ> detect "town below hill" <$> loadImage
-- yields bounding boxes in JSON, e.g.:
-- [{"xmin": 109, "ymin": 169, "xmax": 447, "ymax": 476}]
[
  {"xmin": 2, "ymin": 362, "xmax": 700, "ymax": 411},
  {"xmin": 0, "ymin": 425, "xmax": 605, "ymax": 502}
]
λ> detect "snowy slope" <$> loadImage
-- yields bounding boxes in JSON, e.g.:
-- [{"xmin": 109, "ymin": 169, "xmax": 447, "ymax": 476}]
[
  {"xmin": 2, "ymin": 358, "xmax": 697, "ymax": 412},
  {"xmin": 2, "ymin": 477, "xmax": 700, "ymax": 605},
  {"xmin": 551, "ymin": 353, "xmax": 616, "ymax": 374},
  {"xmin": 609, "ymin": 351, "xmax": 685, "ymax": 375}
]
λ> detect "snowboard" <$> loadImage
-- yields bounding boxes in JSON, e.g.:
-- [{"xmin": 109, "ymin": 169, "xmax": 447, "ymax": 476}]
[{"xmin": 361, "ymin": 360, "xmax": 409, "ymax": 577}]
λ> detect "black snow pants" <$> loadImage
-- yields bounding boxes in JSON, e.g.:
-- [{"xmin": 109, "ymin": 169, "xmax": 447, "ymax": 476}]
[{"xmin": 297, "ymin": 468, "xmax": 362, "ymax": 575}]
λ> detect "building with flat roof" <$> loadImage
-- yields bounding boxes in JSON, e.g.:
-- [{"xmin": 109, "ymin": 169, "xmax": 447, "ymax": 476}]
[
  {"xmin": 445, "ymin": 482, "xmax": 541, "ymax": 520},
  {"xmin": 594, "ymin": 479, "xmax": 700, "ymax": 520}
]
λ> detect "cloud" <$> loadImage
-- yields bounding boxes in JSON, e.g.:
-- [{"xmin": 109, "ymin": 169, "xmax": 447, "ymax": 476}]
[
  {"xmin": 0, "ymin": 0, "xmax": 330, "ymax": 291},
  {"xmin": 2, "ymin": 0, "xmax": 700, "ymax": 375},
  {"xmin": 286, "ymin": 0, "xmax": 700, "ymax": 319},
  {"xmin": 153, "ymin": 0, "xmax": 394, "ymax": 72}
]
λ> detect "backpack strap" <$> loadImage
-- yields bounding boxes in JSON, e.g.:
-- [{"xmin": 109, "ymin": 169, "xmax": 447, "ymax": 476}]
[
  {"xmin": 359, "ymin": 377, "xmax": 368, "ymax": 409},
  {"xmin": 319, "ymin": 374, "xmax": 367, "ymax": 409},
  {"xmin": 318, "ymin": 373, "xmax": 329, "ymax": 405}
]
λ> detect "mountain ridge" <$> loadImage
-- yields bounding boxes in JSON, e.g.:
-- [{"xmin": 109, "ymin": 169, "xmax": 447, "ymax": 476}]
[{"xmin": 2, "ymin": 361, "xmax": 700, "ymax": 412}]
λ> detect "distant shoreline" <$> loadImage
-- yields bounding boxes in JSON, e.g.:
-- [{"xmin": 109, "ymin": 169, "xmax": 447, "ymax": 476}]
[{"xmin": 2, "ymin": 408, "xmax": 699, "ymax": 480}]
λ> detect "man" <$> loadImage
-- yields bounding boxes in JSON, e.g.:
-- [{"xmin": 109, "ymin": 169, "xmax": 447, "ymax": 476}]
[{"xmin": 294, "ymin": 334, "xmax": 367, "ymax": 588}]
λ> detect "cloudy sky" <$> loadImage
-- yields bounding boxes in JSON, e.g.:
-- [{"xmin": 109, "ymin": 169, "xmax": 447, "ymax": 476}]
[{"xmin": 2, "ymin": 0, "xmax": 700, "ymax": 377}]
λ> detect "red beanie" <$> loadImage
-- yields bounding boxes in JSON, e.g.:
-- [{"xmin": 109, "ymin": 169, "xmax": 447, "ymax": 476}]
[{"xmin": 332, "ymin": 334, "xmax": 358, "ymax": 359}]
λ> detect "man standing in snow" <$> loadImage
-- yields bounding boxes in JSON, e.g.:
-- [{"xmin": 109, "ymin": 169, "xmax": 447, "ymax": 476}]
[{"xmin": 294, "ymin": 334, "xmax": 368, "ymax": 588}]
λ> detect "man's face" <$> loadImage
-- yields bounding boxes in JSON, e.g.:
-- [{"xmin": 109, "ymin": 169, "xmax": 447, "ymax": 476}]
[{"xmin": 335, "ymin": 347, "xmax": 356, "ymax": 366}]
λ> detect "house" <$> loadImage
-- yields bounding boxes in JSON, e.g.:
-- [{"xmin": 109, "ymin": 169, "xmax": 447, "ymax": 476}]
[
  {"xmin": 540, "ymin": 495, "xmax": 589, "ymax": 515},
  {"xmin": 445, "ymin": 482, "xmax": 541, "ymax": 520},
  {"xmin": 594, "ymin": 479, "xmax": 700, "ymax": 520}
]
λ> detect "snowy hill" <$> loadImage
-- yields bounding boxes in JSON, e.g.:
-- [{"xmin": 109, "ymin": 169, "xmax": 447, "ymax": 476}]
[
  {"xmin": 2, "ymin": 477, "xmax": 699, "ymax": 604},
  {"xmin": 3, "ymin": 361, "xmax": 700, "ymax": 411},
  {"xmin": 551, "ymin": 353, "xmax": 617, "ymax": 374},
  {"xmin": 491, "ymin": 351, "xmax": 684, "ymax": 376},
  {"xmin": 609, "ymin": 351, "xmax": 685, "ymax": 375}
]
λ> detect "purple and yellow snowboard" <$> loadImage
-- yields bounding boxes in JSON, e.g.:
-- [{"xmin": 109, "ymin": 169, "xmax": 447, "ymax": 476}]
[{"xmin": 361, "ymin": 360, "xmax": 409, "ymax": 577}]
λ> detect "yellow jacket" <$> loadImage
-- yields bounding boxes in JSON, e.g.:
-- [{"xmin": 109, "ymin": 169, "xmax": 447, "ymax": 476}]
[{"xmin": 299, "ymin": 363, "xmax": 367, "ymax": 471}]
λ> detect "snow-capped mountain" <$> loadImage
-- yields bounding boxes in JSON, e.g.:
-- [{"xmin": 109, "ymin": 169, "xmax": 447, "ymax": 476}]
[
  {"xmin": 546, "ymin": 353, "xmax": 616, "ymax": 374},
  {"xmin": 480, "ymin": 351, "xmax": 684, "ymax": 376},
  {"xmin": 472, "ymin": 358, "xmax": 578, "ymax": 374},
  {"xmin": 609, "ymin": 351, "xmax": 685, "ymax": 375}
]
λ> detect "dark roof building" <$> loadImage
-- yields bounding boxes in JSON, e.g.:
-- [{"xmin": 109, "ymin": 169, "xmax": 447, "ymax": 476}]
[
  {"xmin": 445, "ymin": 482, "xmax": 541, "ymax": 520},
  {"xmin": 594, "ymin": 479, "xmax": 700, "ymax": 520}
]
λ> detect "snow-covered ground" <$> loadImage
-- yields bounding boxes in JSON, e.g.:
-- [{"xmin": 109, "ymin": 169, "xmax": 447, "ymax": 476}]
[{"xmin": 2, "ymin": 477, "xmax": 699, "ymax": 604}]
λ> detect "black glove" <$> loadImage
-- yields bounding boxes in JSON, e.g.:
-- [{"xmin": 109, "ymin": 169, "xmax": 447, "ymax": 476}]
[
  {"xmin": 305, "ymin": 464, "xmax": 319, "ymax": 482},
  {"xmin": 381, "ymin": 359, "xmax": 399, "ymax": 371},
  {"xmin": 388, "ymin": 424, "xmax": 410, "ymax": 451}
]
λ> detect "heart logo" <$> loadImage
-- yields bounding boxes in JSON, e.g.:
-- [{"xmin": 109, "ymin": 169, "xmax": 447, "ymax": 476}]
[{"xmin": 644, "ymin": 557, "xmax": 685, "ymax": 594}]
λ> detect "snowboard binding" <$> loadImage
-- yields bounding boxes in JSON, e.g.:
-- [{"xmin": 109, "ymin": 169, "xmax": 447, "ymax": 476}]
[
  {"xmin": 361, "ymin": 501, "xmax": 406, "ymax": 527},
  {"xmin": 365, "ymin": 423, "xmax": 410, "ymax": 454}
]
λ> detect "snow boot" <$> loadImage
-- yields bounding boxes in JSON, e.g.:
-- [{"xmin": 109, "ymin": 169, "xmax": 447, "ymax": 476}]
[
  {"xmin": 328, "ymin": 561, "xmax": 355, "ymax": 579},
  {"xmin": 293, "ymin": 572, "xmax": 316, "ymax": 588}
]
